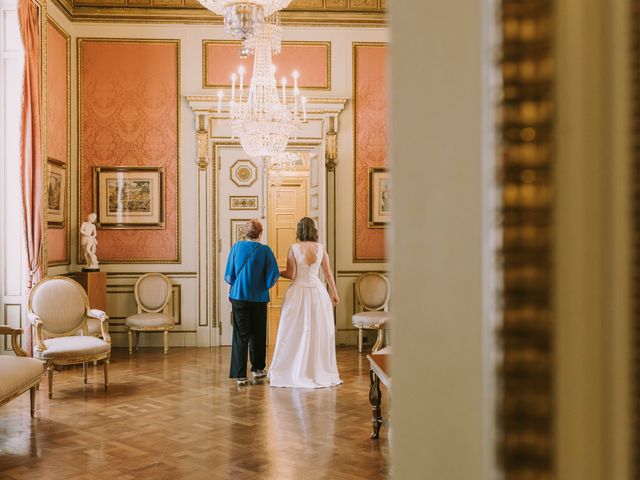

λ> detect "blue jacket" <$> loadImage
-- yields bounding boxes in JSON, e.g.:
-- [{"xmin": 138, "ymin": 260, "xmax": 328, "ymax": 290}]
[{"xmin": 224, "ymin": 240, "xmax": 280, "ymax": 303}]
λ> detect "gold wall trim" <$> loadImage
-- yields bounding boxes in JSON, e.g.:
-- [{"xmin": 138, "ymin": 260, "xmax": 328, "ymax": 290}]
[
  {"xmin": 202, "ymin": 40, "xmax": 331, "ymax": 91},
  {"xmin": 498, "ymin": 0, "xmax": 554, "ymax": 476},
  {"xmin": 76, "ymin": 37, "xmax": 182, "ymax": 264},
  {"xmin": 46, "ymin": 16, "xmax": 72, "ymax": 268},
  {"xmin": 49, "ymin": 0, "xmax": 387, "ymax": 26},
  {"xmin": 633, "ymin": 0, "xmax": 640, "ymax": 473},
  {"xmin": 352, "ymin": 42, "xmax": 388, "ymax": 264}
]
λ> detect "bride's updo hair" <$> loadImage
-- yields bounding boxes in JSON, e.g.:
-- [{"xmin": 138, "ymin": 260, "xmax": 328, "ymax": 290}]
[{"xmin": 296, "ymin": 217, "xmax": 318, "ymax": 242}]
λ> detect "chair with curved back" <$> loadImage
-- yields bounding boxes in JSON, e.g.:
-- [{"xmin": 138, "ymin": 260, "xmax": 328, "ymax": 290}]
[
  {"xmin": 125, "ymin": 273, "xmax": 175, "ymax": 355},
  {"xmin": 28, "ymin": 276, "xmax": 111, "ymax": 398},
  {"xmin": 351, "ymin": 273, "xmax": 391, "ymax": 353}
]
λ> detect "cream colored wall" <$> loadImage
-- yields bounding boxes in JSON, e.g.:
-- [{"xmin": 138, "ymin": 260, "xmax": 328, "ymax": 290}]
[
  {"xmin": 391, "ymin": 0, "xmax": 635, "ymax": 478},
  {"xmin": 389, "ymin": 0, "xmax": 494, "ymax": 478},
  {"xmin": 43, "ymin": 4, "xmax": 389, "ymax": 347}
]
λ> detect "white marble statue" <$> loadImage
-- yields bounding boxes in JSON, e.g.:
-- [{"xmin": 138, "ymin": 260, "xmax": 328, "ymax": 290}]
[{"xmin": 80, "ymin": 213, "xmax": 99, "ymax": 270}]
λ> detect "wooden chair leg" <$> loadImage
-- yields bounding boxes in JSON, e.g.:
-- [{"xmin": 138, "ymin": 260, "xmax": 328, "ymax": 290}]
[
  {"xmin": 163, "ymin": 330, "xmax": 169, "ymax": 355},
  {"xmin": 372, "ymin": 328, "xmax": 385, "ymax": 353},
  {"xmin": 83, "ymin": 362, "xmax": 88, "ymax": 384},
  {"xmin": 104, "ymin": 357, "xmax": 110, "ymax": 390},
  {"xmin": 30, "ymin": 386, "xmax": 36, "ymax": 418},
  {"xmin": 47, "ymin": 364, "xmax": 54, "ymax": 399},
  {"xmin": 358, "ymin": 327, "xmax": 363, "ymax": 353},
  {"xmin": 128, "ymin": 329, "xmax": 133, "ymax": 355}
]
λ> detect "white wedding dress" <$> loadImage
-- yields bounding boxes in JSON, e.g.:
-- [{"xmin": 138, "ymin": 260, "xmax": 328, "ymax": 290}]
[{"xmin": 269, "ymin": 243, "xmax": 342, "ymax": 388}]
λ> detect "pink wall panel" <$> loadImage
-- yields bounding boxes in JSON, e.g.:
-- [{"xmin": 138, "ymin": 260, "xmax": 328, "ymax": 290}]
[
  {"xmin": 46, "ymin": 20, "xmax": 69, "ymax": 265},
  {"xmin": 354, "ymin": 43, "xmax": 388, "ymax": 262},
  {"xmin": 204, "ymin": 41, "xmax": 330, "ymax": 90},
  {"xmin": 79, "ymin": 40, "xmax": 179, "ymax": 263}
]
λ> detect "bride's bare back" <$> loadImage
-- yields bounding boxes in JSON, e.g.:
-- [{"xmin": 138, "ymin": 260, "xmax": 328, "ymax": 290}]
[
  {"xmin": 280, "ymin": 241, "xmax": 339, "ymax": 306},
  {"xmin": 298, "ymin": 241, "xmax": 319, "ymax": 266}
]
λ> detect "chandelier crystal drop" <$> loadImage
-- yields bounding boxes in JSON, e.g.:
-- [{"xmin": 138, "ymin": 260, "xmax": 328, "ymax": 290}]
[
  {"xmin": 197, "ymin": 0, "xmax": 293, "ymax": 41},
  {"xmin": 216, "ymin": 19, "xmax": 307, "ymax": 160}
]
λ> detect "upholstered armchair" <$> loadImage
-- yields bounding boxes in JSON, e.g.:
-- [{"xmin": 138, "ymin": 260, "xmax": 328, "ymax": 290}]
[
  {"xmin": 28, "ymin": 276, "xmax": 111, "ymax": 398},
  {"xmin": 125, "ymin": 273, "xmax": 175, "ymax": 355},
  {"xmin": 351, "ymin": 273, "xmax": 391, "ymax": 353},
  {"xmin": 0, "ymin": 326, "xmax": 43, "ymax": 417}
]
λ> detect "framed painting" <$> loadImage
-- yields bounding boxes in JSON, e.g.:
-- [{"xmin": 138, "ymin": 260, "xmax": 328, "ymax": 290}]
[
  {"xmin": 230, "ymin": 219, "xmax": 249, "ymax": 245},
  {"xmin": 93, "ymin": 166, "xmax": 164, "ymax": 229},
  {"xmin": 368, "ymin": 167, "xmax": 391, "ymax": 228},
  {"xmin": 47, "ymin": 158, "xmax": 66, "ymax": 228},
  {"xmin": 230, "ymin": 196, "xmax": 258, "ymax": 210}
]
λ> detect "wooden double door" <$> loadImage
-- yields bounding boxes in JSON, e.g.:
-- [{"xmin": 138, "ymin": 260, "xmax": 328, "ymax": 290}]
[{"xmin": 267, "ymin": 176, "xmax": 308, "ymax": 346}]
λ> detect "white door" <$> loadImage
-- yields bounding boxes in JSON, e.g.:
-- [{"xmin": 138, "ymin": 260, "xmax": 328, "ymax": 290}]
[{"xmin": 217, "ymin": 146, "xmax": 264, "ymax": 346}]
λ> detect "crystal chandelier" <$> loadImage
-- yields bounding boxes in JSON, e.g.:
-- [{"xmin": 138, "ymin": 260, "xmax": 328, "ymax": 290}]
[
  {"xmin": 197, "ymin": 0, "xmax": 293, "ymax": 42},
  {"xmin": 216, "ymin": 18, "xmax": 307, "ymax": 160}
]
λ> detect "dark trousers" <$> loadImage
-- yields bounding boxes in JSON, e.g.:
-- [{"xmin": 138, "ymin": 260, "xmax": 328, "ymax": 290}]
[{"xmin": 229, "ymin": 300, "xmax": 267, "ymax": 379}]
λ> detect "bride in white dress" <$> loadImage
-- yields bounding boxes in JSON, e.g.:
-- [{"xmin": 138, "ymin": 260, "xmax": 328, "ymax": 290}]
[{"xmin": 269, "ymin": 217, "xmax": 342, "ymax": 388}]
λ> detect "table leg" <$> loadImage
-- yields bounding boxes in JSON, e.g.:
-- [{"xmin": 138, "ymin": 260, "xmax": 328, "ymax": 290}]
[{"xmin": 369, "ymin": 369, "xmax": 383, "ymax": 439}]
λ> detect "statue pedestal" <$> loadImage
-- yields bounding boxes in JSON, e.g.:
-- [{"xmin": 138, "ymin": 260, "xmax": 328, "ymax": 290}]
[{"xmin": 75, "ymin": 271, "xmax": 107, "ymax": 311}]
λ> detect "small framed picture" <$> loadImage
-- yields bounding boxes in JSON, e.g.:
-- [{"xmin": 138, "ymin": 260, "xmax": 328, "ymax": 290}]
[
  {"xmin": 229, "ymin": 196, "xmax": 258, "ymax": 210},
  {"xmin": 230, "ymin": 219, "xmax": 249, "ymax": 245},
  {"xmin": 368, "ymin": 167, "xmax": 391, "ymax": 228},
  {"xmin": 93, "ymin": 166, "xmax": 164, "ymax": 229},
  {"xmin": 47, "ymin": 158, "xmax": 66, "ymax": 228},
  {"xmin": 230, "ymin": 159, "xmax": 258, "ymax": 187}
]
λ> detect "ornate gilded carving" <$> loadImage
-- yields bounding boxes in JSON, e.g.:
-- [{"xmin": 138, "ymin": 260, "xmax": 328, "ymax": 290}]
[
  {"xmin": 50, "ymin": 0, "xmax": 387, "ymax": 25},
  {"xmin": 498, "ymin": 0, "xmax": 554, "ymax": 476},
  {"xmin": 196, "ymin": 114, "xmax": 209, "ymax": 170},
  {"xmin": 368, "ymin": 369, "xmax": 382, "ymax": 439},
  {"xmin": 325, "ymin": 116, "xmax": 337, "ymax": 171}
]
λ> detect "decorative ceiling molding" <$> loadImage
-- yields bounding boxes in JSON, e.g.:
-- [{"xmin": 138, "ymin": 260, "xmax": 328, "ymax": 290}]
[{"xmin": 50, "ymin": 0, "xmax": 388, "ymax": 26}]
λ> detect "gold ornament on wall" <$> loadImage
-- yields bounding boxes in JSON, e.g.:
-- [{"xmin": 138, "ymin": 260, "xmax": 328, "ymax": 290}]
[{"xmin": 498, "ymin": 0, "xmax": 555, "ymax": 476}]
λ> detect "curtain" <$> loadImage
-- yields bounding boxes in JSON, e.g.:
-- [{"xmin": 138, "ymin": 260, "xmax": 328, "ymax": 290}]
[{"xmin": 18, "ymin": 0, "xmax": 43, "ymax": 354}]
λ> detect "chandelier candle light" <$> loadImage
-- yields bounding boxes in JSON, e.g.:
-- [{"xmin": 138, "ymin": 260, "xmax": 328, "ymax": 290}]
[{"xmin": 215, "ymin": 19, "xmax": 308, "ymax": 161}]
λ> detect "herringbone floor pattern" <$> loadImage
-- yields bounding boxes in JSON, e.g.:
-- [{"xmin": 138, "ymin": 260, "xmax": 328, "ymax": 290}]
[{"xmin": 0, "ymin": 347, "xmax": 389, "ymax": 479}]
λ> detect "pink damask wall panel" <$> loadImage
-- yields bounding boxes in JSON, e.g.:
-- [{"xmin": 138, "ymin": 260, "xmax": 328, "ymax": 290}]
[
  {"xmin": 204, "ymin": 41, "xmax": 330, "ymax": 89},
  {"xmin": 354, "ymin": 43, "xmax": 388, "ymax": 262},
  {"xmin": 46, "ymin": 20, "xmax": 69, "ymax": 265},
  {"xmin": 79, "ymin": 39, "xmax": 179, "ymax": 263}
]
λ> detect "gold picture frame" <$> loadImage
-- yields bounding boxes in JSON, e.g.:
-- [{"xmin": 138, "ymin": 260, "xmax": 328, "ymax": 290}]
[
  {"xmin": 47, "ymin": 158, "xmax": 66, "ymax": 228},
  {"xmin": 93, "ymin": 166, "xmax": 165, "ymax": 229},
  {"xmin": 368, "ymin": 167, "xmax": 391, "ymax": 228},
  {"xmin": 230, "ymin": 219, "xmax": 249, "ymax": 245},
  {"xmin": 229, "ymin": 196, "xmax": 258, "ymax": 210},
  {"xmin": 230, "ymin": 159, "xmax": 258, "ymax": 187}
]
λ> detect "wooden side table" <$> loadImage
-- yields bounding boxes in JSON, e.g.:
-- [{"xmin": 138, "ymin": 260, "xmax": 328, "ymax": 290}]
[
  {"xmin": 367, "ymin": 346, "xmax": 391, "ymax": 439},
  {"xmin": 74, "ymin": 271, "xmax": 107, "ymax": 311}
]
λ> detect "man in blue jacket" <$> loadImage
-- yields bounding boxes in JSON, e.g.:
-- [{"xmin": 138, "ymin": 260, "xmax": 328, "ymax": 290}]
[{"xmin": 224, "ymin": 219, "xmax": 280, "ymax": 385}]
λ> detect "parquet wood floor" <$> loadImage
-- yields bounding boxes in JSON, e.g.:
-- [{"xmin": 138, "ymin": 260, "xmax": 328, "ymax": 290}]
[{"xmin": 0, "ymin": 347, "xmax": 389, "ymax": 480}]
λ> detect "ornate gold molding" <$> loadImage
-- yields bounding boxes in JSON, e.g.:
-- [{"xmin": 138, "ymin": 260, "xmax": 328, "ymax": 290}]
[
  {"xmin": 46, "ymin": 16, "xmax": 72, "ymax": 268},
  {"xmin": 352, "ymin": 42, "xmax": 388, "ymax": 264},
  {"xmin": 202, "ymin": 40, "xmax": 332, "ymax": 91},
  {"xmin": 498, "ymin": 0, "xmax": 554, "ymax": 476},
  {"xmin": 76, "ymin": 38, "xmax": 182, "ymax": 264},
  {"xmin": 50, "ymin": 0, "xmax": 387, "ymax": 26},
  {"xmin": 325, "ymin": 116, "xmax": 337, "ymax": 171}
]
